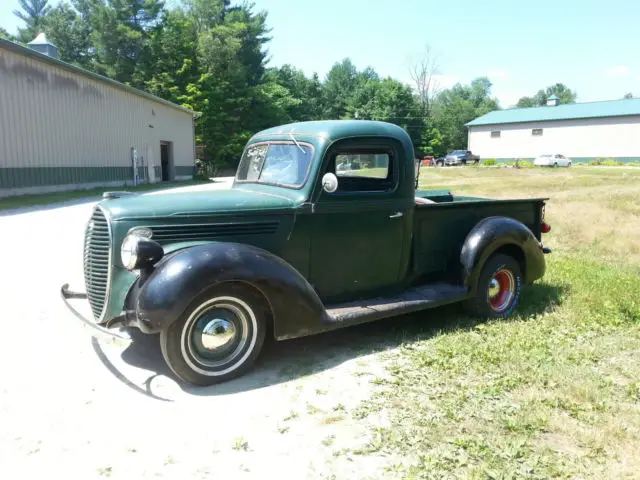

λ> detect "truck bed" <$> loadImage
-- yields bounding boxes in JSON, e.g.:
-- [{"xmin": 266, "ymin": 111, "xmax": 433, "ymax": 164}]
[{"xmin": 412, "ymin": 189, "xmax": 546, "ymax": 279}]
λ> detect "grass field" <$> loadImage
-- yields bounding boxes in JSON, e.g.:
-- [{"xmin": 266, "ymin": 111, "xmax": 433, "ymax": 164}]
[{"xmin": 353, "ymin": 166, "xmax": 640, "ymax": 479}]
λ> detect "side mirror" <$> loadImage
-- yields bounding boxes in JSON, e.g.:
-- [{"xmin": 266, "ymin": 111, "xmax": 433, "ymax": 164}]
[{"xmin": 321, "ymin": 172, "xmax": 338, "ymax": 193}]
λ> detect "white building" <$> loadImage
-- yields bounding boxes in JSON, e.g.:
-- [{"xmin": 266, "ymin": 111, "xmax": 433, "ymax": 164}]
[
  {"xmin": 0, "ymin": 34, "xmax": 199, "ymax": 197},
  {"xmin": 466, "ymin": 95, "xmax": 640, "ymax": 163}
]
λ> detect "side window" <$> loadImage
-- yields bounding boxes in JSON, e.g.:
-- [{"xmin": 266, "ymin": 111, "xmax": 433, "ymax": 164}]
[
  {"xmin": 329, "ymin": 151, "xmax": 395, "ymax": 193},
  {"xmin": 335, "ymin": 153, "xmax": 389, "ymax": 179}
]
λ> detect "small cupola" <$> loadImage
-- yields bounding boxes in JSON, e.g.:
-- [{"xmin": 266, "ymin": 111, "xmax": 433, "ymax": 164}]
[
  {"xmin": 546, "ymin": 94, "xmax": 560, "ymax": 106},
  {"xmin": 27, "ymin": 32, "xmax": 59, "ymax": 59}
]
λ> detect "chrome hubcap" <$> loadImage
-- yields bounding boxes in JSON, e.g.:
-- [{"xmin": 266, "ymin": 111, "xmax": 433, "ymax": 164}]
[
  {"xmin": 201, "ymin": 318, "xmax": 236, "ymax": 350},
  {"xmin": 189, "ymin": 306, "xmax": 245, "ymax": 364},
  {"xmin": 488, "ymin": 278, "xmax": 501, "ymax": 298}
]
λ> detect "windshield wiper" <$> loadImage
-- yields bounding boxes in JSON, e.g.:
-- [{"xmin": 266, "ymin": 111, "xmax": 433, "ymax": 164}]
[{"xmin": 289, "ymin": 133, "xmax": 305, "ymax": 153}]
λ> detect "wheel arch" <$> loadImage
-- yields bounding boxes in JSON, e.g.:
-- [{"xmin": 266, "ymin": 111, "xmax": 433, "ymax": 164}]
[
  {"xmin": 460, "ymin": 216, "xmax": 545, "ymax": 294},
  {"xmin": 130, "ymin": 241, "xmax": 326, "ymax": 339}
]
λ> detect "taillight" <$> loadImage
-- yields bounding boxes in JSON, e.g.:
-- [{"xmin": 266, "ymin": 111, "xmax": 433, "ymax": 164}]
[{"xmin": 540, "ymin": 203, "xmax": 550, "ymax": 233}]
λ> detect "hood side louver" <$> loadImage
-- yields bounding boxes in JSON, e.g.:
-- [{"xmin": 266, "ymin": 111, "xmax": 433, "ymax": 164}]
[{"xmin": 148, "ymin": 221, "xmax": 279, "ymax": 244}]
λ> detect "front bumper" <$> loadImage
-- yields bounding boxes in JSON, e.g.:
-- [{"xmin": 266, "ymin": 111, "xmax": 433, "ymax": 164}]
[{"xmin": 60, "ymin": 283, "xmax": 133, "ymax": 347}]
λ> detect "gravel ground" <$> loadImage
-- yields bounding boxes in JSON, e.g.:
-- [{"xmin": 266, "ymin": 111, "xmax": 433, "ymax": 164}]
[{"xmin": 0, "ymin": 182, "xmax": 399, "ymax": 480}]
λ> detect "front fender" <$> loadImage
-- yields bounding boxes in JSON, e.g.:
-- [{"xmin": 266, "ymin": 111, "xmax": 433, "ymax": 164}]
[
  {"xmin": 130, "ymin": 242, "xmax": 326, "ymax": 339},
  {"xmin": 460, "ymin": 216, "xmax": 545, "ymax": 293}
]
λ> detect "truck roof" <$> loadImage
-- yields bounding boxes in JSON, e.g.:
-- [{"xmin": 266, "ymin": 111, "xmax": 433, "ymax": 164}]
[{"xmin": 250, "ymin": 120, "xmax": 414, "ymax": 148}]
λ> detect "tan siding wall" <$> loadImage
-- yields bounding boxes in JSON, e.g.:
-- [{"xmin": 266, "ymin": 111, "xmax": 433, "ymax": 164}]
[
  {"xmin": 468, "ymin": 116, "xmax": 640, "ymax": 160},
  {"xmin": 0, "ymin": 48, "xmax": 195, "ymax": 194}
]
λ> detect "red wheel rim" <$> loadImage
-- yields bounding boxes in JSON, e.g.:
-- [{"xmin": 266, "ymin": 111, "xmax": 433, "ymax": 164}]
[{"xmin": 487, "ymin": 268, "xmax": 515, "ymax": 312}]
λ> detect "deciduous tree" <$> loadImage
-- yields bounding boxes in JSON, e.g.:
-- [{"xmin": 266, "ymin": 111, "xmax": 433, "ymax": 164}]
[
  {"xmin": 517, "ymin": 83, "xmax": 577, "ymax": 107},
  {"xmin": 432, "ymin": 77, "xmax": 500, "ymax": 153}
]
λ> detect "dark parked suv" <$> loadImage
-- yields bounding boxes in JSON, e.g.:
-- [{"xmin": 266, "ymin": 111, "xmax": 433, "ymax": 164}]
[{"xmin": 439, "ymin": 150, "xmax": 480, "ymax": 166}]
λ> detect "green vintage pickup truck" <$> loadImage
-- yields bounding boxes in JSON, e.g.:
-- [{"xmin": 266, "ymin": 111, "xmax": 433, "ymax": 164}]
[{"xmin": 62, "ymin": 120, "xmax": 552, "ymax": 386}]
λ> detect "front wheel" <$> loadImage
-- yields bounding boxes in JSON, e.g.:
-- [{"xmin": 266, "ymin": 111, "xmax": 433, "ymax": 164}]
[
  {"xmin": 160, "ymin": 284, "xmax": 267, "ymax": 386},
  {"xmin": 463, "ymin": 253, "xmax": 522, "ymax": 318}
]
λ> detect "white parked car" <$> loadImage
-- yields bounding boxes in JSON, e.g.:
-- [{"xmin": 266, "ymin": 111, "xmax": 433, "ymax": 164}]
[{"xmin": 534, "ymin": 154, "xmax": 572, "ymax": 167}]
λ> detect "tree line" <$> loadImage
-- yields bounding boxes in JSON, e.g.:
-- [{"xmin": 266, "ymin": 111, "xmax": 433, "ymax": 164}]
[{"xmin": 3, "ymin": 0, "xmax": 579, "ymax": 170}]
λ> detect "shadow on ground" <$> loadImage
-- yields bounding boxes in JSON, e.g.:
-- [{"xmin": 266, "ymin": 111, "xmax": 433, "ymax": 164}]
[{"xmin": 94, "ymin": 282, "xmax": 567, "ymax": 400}]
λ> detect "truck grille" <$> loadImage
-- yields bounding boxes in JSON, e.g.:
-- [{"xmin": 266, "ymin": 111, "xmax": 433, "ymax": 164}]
[{"xmin": 83, "ymin": 207, "xmax": 111, "ymax": 320}]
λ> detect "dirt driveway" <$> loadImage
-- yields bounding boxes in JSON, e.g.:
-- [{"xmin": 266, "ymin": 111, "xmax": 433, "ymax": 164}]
[{"xmin": 0, "ymin": 184, "xmax": 401, "ymax": 480}]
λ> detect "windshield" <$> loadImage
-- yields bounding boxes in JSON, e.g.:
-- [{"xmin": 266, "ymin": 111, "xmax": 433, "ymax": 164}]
[{"xmin": 235, "ymin": 141, "xmax": 314, "ymax": 188}]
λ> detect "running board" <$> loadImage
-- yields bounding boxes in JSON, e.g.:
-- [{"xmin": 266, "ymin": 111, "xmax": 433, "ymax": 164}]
[{"xmin": 324, "ymin": 283, "xmax": 469, "ymax": 325}]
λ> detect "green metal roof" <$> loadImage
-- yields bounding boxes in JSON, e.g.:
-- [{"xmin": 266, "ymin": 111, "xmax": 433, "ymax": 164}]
[
  {"xmin": 0, "ymin": 37, "xmax": 197, "ymax": 117},
  {"xmin": 466, "ymin": 98, "xmax": 640, "ymax": 127}
]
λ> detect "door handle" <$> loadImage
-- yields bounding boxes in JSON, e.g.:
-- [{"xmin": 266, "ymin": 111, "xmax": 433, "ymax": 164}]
[{"xmin": 389, "ymin": 212, "xmax": 403, "ymax": 219}]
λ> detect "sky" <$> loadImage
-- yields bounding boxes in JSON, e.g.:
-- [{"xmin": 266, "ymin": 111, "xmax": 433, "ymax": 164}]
[{"xmin": 2, "ymin": 0, "xmax": 639, "ymax": 108}]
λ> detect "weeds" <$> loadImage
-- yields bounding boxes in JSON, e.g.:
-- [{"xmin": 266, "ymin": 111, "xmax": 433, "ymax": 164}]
[
  {"xmin": 283, "ymin": 410, "xmax": 298, "ymax": 421},
  {"xmin": 232, "ymin": 437, "xmax": 249, "ymax": 451}
]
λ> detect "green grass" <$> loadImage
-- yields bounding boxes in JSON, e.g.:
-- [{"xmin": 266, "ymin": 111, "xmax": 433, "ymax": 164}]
[
  {"xmin": 354, "ymin": 167, "xmax": 640, "ymax": 478},
  {"xmin": 0, "ymin": 179, "xmax": 210, "ymax": 211}
]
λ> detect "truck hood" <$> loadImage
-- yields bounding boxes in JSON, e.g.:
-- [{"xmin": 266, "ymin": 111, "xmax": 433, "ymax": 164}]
[{"xmin": 100, "ymin": 182, "xmax": 305, "ymax": 220}]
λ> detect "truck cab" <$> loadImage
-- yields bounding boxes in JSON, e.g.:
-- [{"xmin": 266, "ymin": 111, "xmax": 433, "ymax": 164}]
[{"xmin": 62, "ymin": 120, "xmax": 551, "ymax": 386}]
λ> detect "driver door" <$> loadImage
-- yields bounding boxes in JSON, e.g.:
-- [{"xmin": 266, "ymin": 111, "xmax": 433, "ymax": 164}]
[{"xmin": 308, "ymin": 141, "xmax": 411, "ymax": 303}]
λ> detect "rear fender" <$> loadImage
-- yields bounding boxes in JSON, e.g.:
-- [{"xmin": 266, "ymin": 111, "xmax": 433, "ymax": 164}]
[
  {"xmin": 130, "ymin": 242, "xmax": 326, "ymax": 339},
  {"xmin": 460, "ymin": 216, "xmax": 545, "ymax": 293}
]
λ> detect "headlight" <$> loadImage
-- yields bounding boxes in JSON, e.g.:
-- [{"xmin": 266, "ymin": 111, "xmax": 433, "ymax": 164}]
[
  {"xmin": 121, "ymin": 228, "xmax": 163, "ymax": 271},
  {"xmin": 121, "ymin": 234, "xmax": 141, "ymax": 270}
]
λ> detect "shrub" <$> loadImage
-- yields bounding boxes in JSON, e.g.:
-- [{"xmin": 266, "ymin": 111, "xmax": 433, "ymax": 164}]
[
  {"xmin": 603, "ymin": 159, "xmax": 624, "ymax": 166},
  {"xmin": 591, "ymin": 158, "xmax": 624, "ymax": 166},
  {"xmin": 515, "ymin": 160, "xmax": 535, "ymax": 169},
  {"xmin": 482, "ymin": 158, "xmax": 497, "ymax": 166}
]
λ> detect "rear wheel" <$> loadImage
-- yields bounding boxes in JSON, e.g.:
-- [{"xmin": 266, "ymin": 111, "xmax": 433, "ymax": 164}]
[
  {"xmin": 463, "ymin": 253, "xmax": 522, "ymax": 318},
  {"xmin": 160, "ymin": 283, "xmax": 267, "ymax": 386}
]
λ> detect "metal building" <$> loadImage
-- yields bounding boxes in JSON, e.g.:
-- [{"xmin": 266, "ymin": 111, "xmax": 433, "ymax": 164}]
[
  {"xmin": 466, "ymin": 96, "xmax": 640, "ymax": 163},
  {"xmin": 0, "ymin": 34, "xmax": 199, "ymax": 197}
]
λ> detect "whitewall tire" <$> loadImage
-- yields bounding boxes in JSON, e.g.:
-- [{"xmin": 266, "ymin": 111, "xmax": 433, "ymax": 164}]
[{"xmin": 160, "ymin": 284, "xmax": 267, "ymax": 386}]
